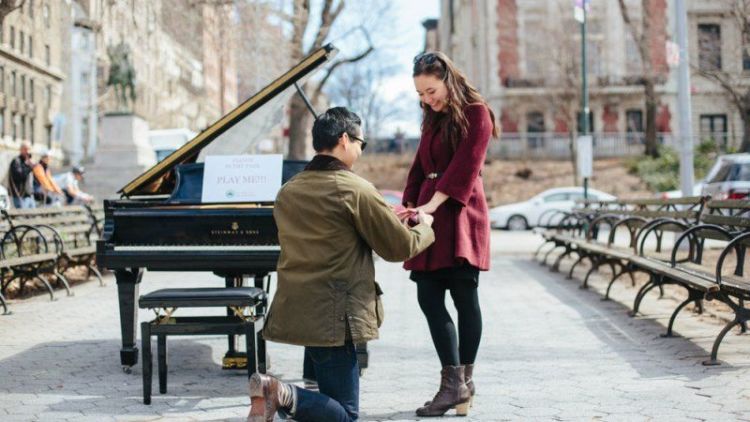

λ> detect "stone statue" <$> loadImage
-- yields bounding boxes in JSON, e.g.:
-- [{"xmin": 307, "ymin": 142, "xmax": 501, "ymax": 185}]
[{"xmin": 106, "ymin": 42, "xmax": 137, "ymax": 112}]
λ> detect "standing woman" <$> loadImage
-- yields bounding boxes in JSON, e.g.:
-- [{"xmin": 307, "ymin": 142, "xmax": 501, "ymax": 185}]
[{"xmin": 399, "ymin": 51, "xmax": 498, "ymax": 417}]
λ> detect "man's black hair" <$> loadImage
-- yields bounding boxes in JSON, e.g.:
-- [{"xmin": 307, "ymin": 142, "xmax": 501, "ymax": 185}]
[{"xmin": 312, "ymin": 107, "xmax": 362, "ymax": 152}]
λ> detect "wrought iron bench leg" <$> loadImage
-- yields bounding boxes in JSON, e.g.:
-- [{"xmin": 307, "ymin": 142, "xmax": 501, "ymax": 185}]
[
  {"xmin": 551, "ymin": 247, "xmax": 572, "ymax": 272},
  {"xmin": 534, "ymin": 240, "xmax": 552, "ymax": 260},
  {"xmin": 88, "ymin": 264, "xmax": 105, "ymax": 287},
  {"xmin": 604, "ymin": 264, "xmax": 633, "ymax": 301},
  {"xmin": 703, "ymin": 318, "xmax": 739, "ymax": 366},
  {"xmin": 0, "ymin": 291, "xmax": 7, "ymax": 315},
  {"xmin": 141, "ymin": 322, "xmax": 152, "ymax": 404},
  {"xmin": 566, "ymin": 253, "xmax": 587, "ymax": 280},
  {"xmin": 53, "ymin": 270, "xmax": 73, "ymax": 296},
  {"xmin": 630, "ymin": 274, "xmax": 659, "ymax": 317},
  {"xmin": 580, "ymin": 257, "xmax": 602, "ymax": 290},
  {"xmin": 661, "ymin": 289, "xmax": 703, "ymax": 338},
  {"xmin": 34, "ymin": 275, "xmax": 56, "ymax": 301}
]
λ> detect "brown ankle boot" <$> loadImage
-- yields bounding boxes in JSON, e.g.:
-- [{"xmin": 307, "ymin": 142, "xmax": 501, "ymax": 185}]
[
  {"xmin": 416, "ymin": 366, "xmax": 471, "ymax": 417},
  {"xmin": 464, "ymin": 364, "xmax": 475, "ymax": 407},
  {"xmin": 248, "ymin": 373, "xmax": 291, "ymax": 422},
  {"xmin": 424, "ymin": 364, "xmax": 476, "ymax": 406}
]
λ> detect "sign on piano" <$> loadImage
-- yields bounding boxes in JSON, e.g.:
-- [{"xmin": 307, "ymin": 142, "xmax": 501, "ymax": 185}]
[{"xmin": 201, "ymin": 154, "xmax": 283, "ymax": 203}]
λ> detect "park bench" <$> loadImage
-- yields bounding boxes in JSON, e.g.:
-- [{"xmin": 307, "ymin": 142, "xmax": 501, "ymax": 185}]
[
  {"xmin": 537, "ymin": 197, "xmax": 750, "ymax": 364},
  {"xmin": 0, "ymin": 206, "xmax": 103, "ymax": 305}
]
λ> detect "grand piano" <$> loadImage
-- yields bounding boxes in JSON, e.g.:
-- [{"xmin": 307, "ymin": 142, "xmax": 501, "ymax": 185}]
[{"xmin": 97, "ymin": 44, "xmax": 337, "ymax": 371}]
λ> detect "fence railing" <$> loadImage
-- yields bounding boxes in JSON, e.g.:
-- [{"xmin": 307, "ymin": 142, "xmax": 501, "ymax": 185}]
[{"xmin": 371, "ymin": 132, "xmax": 736, "ymax": 159}]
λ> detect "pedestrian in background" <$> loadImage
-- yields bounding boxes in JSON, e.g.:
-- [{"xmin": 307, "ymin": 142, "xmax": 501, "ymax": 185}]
[
  {"xmin": 54, "ymin": 166, "xmax": 94, "ymax": 205},
  {"xmin": 398, "ymin": 51, "xmax": 499, "ymax": 417},
  {"xmin": 7, "ymin": 141, "xmax": 36, "ymax": 209},
  {"xmin": 32, "ymin": 150, "xmax": 64, "ymax": 207}
]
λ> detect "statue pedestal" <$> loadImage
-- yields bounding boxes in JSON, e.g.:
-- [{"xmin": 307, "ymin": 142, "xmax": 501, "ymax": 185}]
[{"xmin": 85, "ymin": 113, "xmax": 156, "ymax": 200}]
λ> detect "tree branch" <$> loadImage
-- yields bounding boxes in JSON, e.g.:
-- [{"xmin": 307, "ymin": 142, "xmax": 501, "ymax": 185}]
[
  {"xmin": 312, "ymin": 0, "xmax": 345, "ymax": 50},
  {"xmin": 312, "ymin": 26, "xmax": 374, "ymax": 101}
]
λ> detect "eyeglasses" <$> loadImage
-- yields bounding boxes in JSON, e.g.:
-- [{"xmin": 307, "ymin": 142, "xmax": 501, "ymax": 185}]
[{"xmin": 348, "ymin": 134, "xmax": 368, "ymax": 151}]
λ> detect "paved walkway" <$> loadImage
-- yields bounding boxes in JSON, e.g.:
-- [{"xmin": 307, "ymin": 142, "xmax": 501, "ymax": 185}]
[{"xmin": 0, "ymin": 232, "xmax": 749, "ymax": 421}]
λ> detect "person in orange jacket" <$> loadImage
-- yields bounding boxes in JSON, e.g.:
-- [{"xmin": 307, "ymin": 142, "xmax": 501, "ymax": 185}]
[{"xmin": 32, "ymin": 150, "xmax": 64, "ymax": 206}]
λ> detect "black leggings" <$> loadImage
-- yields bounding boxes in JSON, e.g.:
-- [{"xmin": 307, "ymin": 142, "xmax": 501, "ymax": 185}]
[{"xmin": 417, "ymin": 278, "xmax": 482, "ymax": 367}]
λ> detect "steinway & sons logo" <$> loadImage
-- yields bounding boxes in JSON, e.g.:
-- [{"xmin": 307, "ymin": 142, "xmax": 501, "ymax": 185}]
[{"xmin": 210, "ymin": 221, "xmax": 260, "ymax": 236}]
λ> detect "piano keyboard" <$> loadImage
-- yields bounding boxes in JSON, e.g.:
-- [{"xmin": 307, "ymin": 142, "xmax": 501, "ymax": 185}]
[{"xmin": 114, "ymin": 245, "xmax": 281, "ymax": 252}]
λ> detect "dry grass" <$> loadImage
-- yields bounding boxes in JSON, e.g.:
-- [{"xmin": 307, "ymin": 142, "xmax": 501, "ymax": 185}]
[{"xmin": 354, "ymin": 154, "xmax": 654, "ymax": 206}]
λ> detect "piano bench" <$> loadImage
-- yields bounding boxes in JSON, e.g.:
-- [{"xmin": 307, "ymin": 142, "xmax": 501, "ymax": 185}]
[{"xmin": 138, "ymin": 287, "xmax": 268, "ymax": 405}]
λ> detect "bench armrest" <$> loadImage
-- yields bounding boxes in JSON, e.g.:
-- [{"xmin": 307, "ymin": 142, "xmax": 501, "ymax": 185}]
[
  {"xmin": 716, "ymin": 231, "xmax": 750, "ymax": 286},
  {"xmin": 668, "ymin": 223, "xmax": 733, "ymax": 267},
  {"xmin": 635, "ymin": 218, "xmax": 689, "ymax": 257},
  {"xmin": 2, "ymin": 224, "xmax": 50, "ymax": 256},
  {"xmin": 607, "ymin": 216, "xmax": 649, "ymax": 251}
]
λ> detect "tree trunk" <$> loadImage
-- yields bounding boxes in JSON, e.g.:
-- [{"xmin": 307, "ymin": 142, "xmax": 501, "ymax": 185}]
[
  {"xmin": 287, "ymin": 94, "xmax": 312, "ymax": 159},
  {"xmin": 644, "ymin": 79, "xmax": 659, "ymax": 158},
  {"xmin": 741, "ymin": 111, "xmax": 750, "ymax": 153}
]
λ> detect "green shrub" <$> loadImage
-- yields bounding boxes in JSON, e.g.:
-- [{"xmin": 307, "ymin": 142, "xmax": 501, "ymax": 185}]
[{"xmin": 628, "ymin": 141, "xmax": 718, "ymax": 192}]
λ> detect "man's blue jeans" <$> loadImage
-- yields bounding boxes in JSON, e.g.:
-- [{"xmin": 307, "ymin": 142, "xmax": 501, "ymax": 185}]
[
  {"xmin": 290, "ymin": 342, "xmax": 359, "ymax": 422},
  {"xmin": 12, "ymin": 196, "xmax": 35, "ymax": 209}
]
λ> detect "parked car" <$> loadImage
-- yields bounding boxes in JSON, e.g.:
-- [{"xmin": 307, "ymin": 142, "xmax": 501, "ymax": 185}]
[
  {"xmin": 379, "ymin": 189, "xmax": 405, "ymax": 213},
  {"xmin": 659, "ymin": 182, "xmax": 704, "ymax": 199},
  {"xmin": 701, "ymin": 153, "xmax": 750, "ymax": 200},
  {"xmin": 489, "ymin": 187, "xmax": 616, "ymax": 230}
]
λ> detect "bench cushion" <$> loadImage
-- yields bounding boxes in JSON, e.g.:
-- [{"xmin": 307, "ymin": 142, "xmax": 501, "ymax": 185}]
[{"xmin": 139, "ymin": 287, "xmax": 267, "ymax": 308}]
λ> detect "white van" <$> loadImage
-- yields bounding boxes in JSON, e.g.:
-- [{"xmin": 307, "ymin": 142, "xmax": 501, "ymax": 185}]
[{"xmin": 149, "ymin": 128, "xmax": 197, "ymax": 162}]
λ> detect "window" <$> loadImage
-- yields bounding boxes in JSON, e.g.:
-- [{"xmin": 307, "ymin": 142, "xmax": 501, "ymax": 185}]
[
  {"xmin": 28, "ymin": 0, "xmax": 33, "ymax": 18},
  {"xmin": 81, "ymin": 118, "xmax": 89, "ymax": 146},
  {"xmin": 0, "ymin": 23, "xmax": 4, "ymax": 44},
  {"xmin": 20, "ymin": 115, "xmax": 25, "ymax": 139},
  {"xmin": 700, "ymin": 114, "xmax": 727, "ymax": 148},
  {"xmin": 0, "ymin": 66, "xmax": 4, "ymax": 92},
  {"xmin": 698, "ymin": 24, "xmax": 722, "ymax": 71},
  {"xmin": 46, "ymin": 125, "xmax": 52, "ymax": 147},
  {"xmin": 626, "ymin": 110, "xmax": 644, "ymax": 132},
  {"xmin": 44, "ymin": 45, "xmax": 50, "ymax": 66},
  {"xmin": 19, "ymin": 31, "xmax": 23, "ymax": 53},
  {"xmin": 19, "ymin": 74, "xmax": 24, "ymax": 100},
  {"xmin": 625, "ymin": 35, "xmax": 643, "ymax": 75},
  {"xmin": 43, "ymin": 4, "xmax": 50, "ymax": 28},
  {"xmin": 10, "ymin": 71, "xmax": 16, "ymax": 97},
  {"xmin": 9, "ymin": 26, "xmax": 14, "ymax": 49},
  {"xmin": 744, "ymin": 47, "xmax": 750, "ymax": 71},
  {"xmin": 45, "ymin": 85, "xmax": 51, "ymax": 108},
  {"xmin": 527, "ymin": 111, "xmax": 545, "ymax": 149},
  {"xmin": 0, "ymin": 108, "xmax": 4, "ymax": 137},
  {"xmin": 28, "ymin": 35, "xmax": 32, "ymax": 58},
  {"xmin": 626, "ymin": 109, "xmax": 643, "ymax": 144},
  {"xmin": 29, "ymin": 117, "xmax": 33, "ymax": 143},
  {"xmin": 543, "ymin": 193, "xmax": 569, "ymax": 203},
  {"xmin": 29, "ymin": 79, "xmax": 33, "ymax": 103},
  {"xmin": 11, "ymin": 113, "xmax": 18, "ymax": 139}
]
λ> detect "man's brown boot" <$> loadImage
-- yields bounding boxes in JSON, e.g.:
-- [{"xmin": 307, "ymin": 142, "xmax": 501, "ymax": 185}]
[
  {"xmin": 416, "ymin": 366, "xmax": 471, "ymax": 417},
  {"xmin": 248, "ymin": 373, "xmax": 293, "ymax": 422}
]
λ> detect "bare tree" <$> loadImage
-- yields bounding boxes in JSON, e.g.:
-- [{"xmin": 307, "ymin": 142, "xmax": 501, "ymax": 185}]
[
  {"xmin": 618, "ymin": 0, "xmax": 664, "ymax": 158},
  {"xmin": 698, "ymin": 0, "xmax": 750, "ymax": 152},
  {"xmin": 326, "ymin": 50, "xmax": 402, "ymax": 143},
  {"xmin": 285, "ymin": 0, "xmax": 385, "ymax": 159},
  {"xmin": 0, "ymin": 0, "xmax": 25, "ymax": 24},
  {"xmin": 524, "ymin": 6, "xmax": 582, "ymax": 183}
]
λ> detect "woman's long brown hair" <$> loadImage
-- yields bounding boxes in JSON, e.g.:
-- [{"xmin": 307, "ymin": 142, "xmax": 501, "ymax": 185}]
[{"xmin": 413, "ymin": 51, "xmax": 499, "ymax": 151}]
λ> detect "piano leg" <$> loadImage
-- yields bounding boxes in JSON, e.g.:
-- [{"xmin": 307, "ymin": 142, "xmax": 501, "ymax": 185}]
[
  {"xmin": 116, "ymin": 268, "xmax": 143, "ymax": 370},
  {"xmin": 223, "ymin": 275, "xmax": 242, "ymax": 368}
]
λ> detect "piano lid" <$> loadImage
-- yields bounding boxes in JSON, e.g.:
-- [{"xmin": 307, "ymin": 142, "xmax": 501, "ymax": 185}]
[{"xmin": 118, "ymin": 44, "xmax": 338, "ymax": 197}]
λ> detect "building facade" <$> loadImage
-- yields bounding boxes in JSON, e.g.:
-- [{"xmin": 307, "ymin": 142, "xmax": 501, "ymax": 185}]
[
  {"xmin": 436, "ymin": 0, "xmax": 750, "ymax": 158},
  {"xmin": 0, "ymin": 0, "xmax": 67, "ymax": 154}
]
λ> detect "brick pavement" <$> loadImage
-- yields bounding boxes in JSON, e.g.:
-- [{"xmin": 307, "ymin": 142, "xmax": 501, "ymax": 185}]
[{"xmin": 0, "ymin": 231, "xmax": 748, "ymax": 421}]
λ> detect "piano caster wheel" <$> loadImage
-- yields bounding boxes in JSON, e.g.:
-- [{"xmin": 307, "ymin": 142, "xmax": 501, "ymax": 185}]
[{"xmin": 122, "ymin": 366, "xmax": 133, "ymax": 374}]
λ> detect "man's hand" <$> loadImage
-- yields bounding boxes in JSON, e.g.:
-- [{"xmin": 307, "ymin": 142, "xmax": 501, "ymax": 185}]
[{"xmin": 417, "ymin": 209, "xmax": 433, "ymax": 227}]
